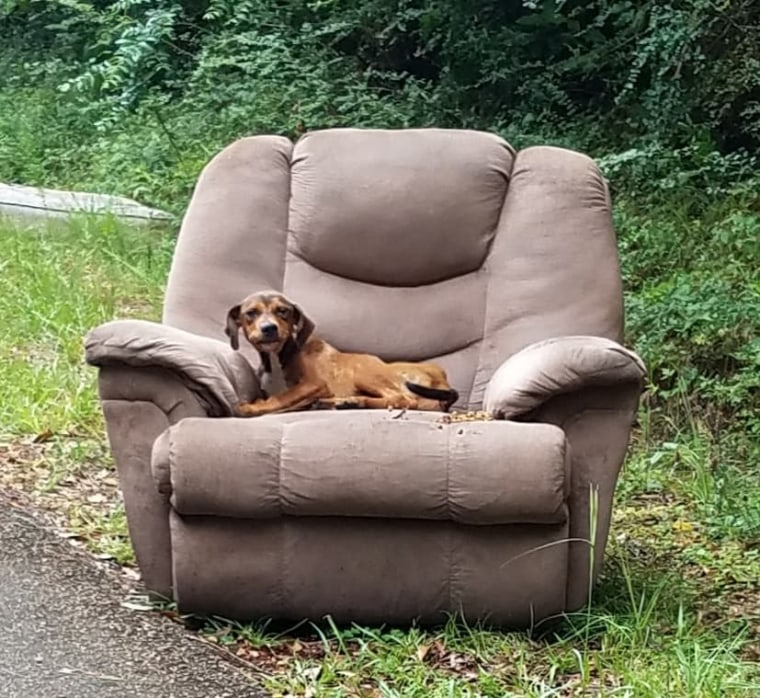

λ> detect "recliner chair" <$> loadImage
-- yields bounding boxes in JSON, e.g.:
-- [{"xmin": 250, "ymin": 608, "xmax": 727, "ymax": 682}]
[{"xmin": 85, "ymin": 128, "xmax": 646, "ymax": 626}]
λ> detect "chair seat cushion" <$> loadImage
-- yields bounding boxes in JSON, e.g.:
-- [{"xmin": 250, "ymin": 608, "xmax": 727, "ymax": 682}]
[{"xmin": 151, "ymin": 411, "xmax": 569, "ymax": 525}]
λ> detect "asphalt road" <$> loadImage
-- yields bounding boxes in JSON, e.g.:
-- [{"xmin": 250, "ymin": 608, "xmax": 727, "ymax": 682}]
[{"xmin": 0, "ymin": 495, "xmax": 267, "ymax": 698}]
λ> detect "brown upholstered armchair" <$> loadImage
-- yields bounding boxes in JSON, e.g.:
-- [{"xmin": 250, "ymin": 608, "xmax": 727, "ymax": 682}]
[{"xmin": 85, "ymin": 128, "xmax": 646, "ymax": 627}]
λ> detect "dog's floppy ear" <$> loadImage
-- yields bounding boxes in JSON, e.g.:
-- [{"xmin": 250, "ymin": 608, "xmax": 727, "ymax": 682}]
[
  {"xmin": 292, "ymin": 304, "xmax": 315, "ymax": 348},
  {"xmin": 225, "ymin": 304, "xmax": 241, "ymax": 350}
]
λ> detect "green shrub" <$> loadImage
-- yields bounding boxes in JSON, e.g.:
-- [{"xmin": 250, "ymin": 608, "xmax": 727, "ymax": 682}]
[
  {"xmin": 3, "ymin": 1, "xmax": 760, "ymax": 152},
  {"xmin": 1, "ymin": 0, "xmax": 758, "ymax": 444},
  {"xmin": 620, "ymin": 203, "xmax": 760, "ymax": 428}
]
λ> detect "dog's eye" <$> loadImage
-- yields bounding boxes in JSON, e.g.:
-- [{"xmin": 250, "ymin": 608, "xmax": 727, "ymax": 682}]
[
  {"xmin": 275, "ymin": 307, "xmax": 291, "ymax": 318},
  {"xmin": 245, "ymin": 309, "xmax": 259, "ymax": 320}
]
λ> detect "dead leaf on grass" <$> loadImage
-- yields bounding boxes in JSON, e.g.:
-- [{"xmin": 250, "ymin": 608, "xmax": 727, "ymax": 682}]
[
  {"xmin": 300, "ymin": 665, "xmax": 322, "ymax": 681},
  {"xmin": 672, "ymin": 520, "xmax": 695, "ymax": 533},
  {"xmin": 33, "ymin": 429, "xmax": 54, "ymax": 443},
  {"xmin": 414, "ymin": 639, "xmax": 481, "ymax": 678},
  {"xmin": 226, "ymin": 637, "xmax": 332, "ymax": 674},
  {"xmin": 558, "ymin": 668, "xmax": 622, "ymax": 696}
]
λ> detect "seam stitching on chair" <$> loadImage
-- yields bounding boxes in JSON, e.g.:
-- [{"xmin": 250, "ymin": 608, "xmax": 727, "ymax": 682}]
[
  {"xmin": 286, "ymin": 245, "xmax": 488, "ymax": 289},
  {"xmin": 278, "ymin": 423, "xmax": 287, "ymax": 614},
  {"xmin": 279, "ymin": 141, "xmax": 295, "ymax": 292},
  {"xmin": 445, "ymin": 426, "xmax": 452, "ymax": 521},
  {"xmin": 277, "ymin": 424, "xmax": 285, "ymax": 517},
  {"xmin": 167, "ymin": 421, "xmax": 176, "ymax": 506},
  {"xmin": 465, "ymin": 151, "xmax": 516, "ymax": 410}
]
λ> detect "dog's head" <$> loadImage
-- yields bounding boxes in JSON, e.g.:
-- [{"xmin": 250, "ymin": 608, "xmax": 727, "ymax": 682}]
[{"xmin": 225, "ymin": 291, "xmax": 315, "ymax": 359}]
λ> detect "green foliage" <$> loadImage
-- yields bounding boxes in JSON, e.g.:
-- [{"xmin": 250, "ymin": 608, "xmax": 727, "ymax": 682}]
[
  {"xmin": 3, "ymin": 0, "xmax": 760, "ymax": 208},
  {"xmin": 0, "ymin": 215, "xmax": 172, "ymax": 435},
  {"xmin": 3, "ymin": 0, "xmax": 760, "ymax": 151},
  {"xmin": 0, "ymin": 54, "xmax": 91, "ymax": 186},
  {"xmin": 618, "ymin": 198, "xmax": 759, "ymax": 427},
  {"xmin": 598, "ymin": 145, "xmax": 759, "ymax": 201},
  {"xmin": 1, "ymin": 0, "xmax": 759, "ymax": 458}
]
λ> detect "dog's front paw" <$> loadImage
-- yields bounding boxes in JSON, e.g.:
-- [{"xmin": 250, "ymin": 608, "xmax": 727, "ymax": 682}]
[
  {"xmin": 334, "ymin": 400, "xmax": 361, "ymax": 410},
  {"xmin": 235, "ymin": 400, "xmax": 268, "ymax": 417},
  {"xmin": 234, "ymin": 402, "xmax": 254, "ymax": 417},
  {"xmin": 312, "ymin": 398, "xmax": 361, "ymax": 410}
]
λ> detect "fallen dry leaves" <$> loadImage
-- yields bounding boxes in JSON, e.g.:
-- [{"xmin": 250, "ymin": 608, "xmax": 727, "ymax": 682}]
[
  {"xmin": 214, "ymin": 633, "xmax": 489, "ymax": 684},
  {"xmin": 203, "ymin": 631, "xmax": 631, "ymax": 697},
  {"xmin": 554, "ymin": 669, "xmax": 623, "ymax": 697},
  {"xmin": 232, "ymin": 638, "xmax": 329, "ymax": 673},
  {"xmin": 0, "ymin": 434, "xmax": 131, "ymax": 565},
  {"xmin": 413, "ymin": 639, "xmax": 481, "ymax": 680}
]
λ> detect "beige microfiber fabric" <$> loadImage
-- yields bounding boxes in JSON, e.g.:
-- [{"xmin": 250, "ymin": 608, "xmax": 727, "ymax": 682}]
[
  {"xmin": 484, "ymin": 335, "xmax": 646, "ymax": 419},
  {"xmin": 170, "ymin": 514, "xmax": 571, "ymax": 626},
  {"xmin": 151, "ymin": 411, "xmax": 570, "ymax": 525},
  {"xmin": 288, "ymin": 128, "xmax": 514, "ymax": 286},
  {"xmin": 159, "ymin": 130, "xmax": 628, "ymax": 410},
  {"xmin": 84, "ymin": 320, "xmax": 259, "ymax": 416}
]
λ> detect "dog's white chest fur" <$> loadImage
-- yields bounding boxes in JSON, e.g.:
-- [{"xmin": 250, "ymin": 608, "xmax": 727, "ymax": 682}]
[{"xmin": 259, "ymin": 354, "xmax": 288, "ymax": 396}]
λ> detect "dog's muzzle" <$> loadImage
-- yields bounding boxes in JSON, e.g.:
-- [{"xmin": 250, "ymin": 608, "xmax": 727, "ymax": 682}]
[{"xmin": 259, "ymin": 323, "xmax": 279, "ymax": 340}]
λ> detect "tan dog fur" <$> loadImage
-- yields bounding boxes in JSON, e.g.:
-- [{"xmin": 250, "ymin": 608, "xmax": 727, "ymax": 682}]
[{"xmin": 225, "ymin": 291, "xmax": 459, "ymax": 417}]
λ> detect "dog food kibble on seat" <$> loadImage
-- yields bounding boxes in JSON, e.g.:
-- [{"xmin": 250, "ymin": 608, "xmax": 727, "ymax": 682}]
[{"xmin": 437, "ymin": 411, "xmax": 494, "ymax": 423}]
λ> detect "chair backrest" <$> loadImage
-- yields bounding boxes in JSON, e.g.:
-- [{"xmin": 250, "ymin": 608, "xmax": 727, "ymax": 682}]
[{"xmin": 164, "ymin": 128, "xmax": 623, "ymax": 409}]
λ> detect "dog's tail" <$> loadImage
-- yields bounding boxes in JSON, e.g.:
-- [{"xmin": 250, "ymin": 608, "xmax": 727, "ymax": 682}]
[{"xmin": 405, "ymin": 382, "xmax": 459, "ymax": 409}]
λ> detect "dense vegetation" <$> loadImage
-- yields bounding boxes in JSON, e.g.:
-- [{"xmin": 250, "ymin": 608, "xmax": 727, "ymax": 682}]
[
  {"xmin": 2, "ymin": 0, "xmax": 760, "ymax": 207},
  {"xmin": 1, "ymin": 1, "xmax": 758, "ymax": 694},
  {"xmin": 3, "ymin": 0, "xmax": 757, "ymax": 458}
]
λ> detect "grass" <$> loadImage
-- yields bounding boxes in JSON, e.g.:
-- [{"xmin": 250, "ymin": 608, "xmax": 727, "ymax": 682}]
[
  {"xmin": 1, "ymin": 212, "xmax": 759, "ymax": 695},
  {"xmin": 0, "ymin": 214, "xmax": 171, "ymax": 434},
  {"xmin": 0, "ymin": 214, "xmax": 172, "ymax": 563}
]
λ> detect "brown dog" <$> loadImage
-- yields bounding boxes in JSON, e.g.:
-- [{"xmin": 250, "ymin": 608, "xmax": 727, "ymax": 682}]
[{"xmin": 225, "ymin": 291, "xmax": 459, "ymax": 417}]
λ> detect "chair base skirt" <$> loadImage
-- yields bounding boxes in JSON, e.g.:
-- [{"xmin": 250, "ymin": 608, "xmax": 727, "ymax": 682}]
[{"xmin": 170, "ymin": 513, "xmax": 570, "ymax": 627}]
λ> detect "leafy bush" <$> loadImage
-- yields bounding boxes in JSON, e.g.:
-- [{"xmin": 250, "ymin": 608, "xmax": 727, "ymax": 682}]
[
  {"xmin": 1, "ymin": 0, "xmax": 759, "ymax": 441},
  {"xmin": 0, "ymin": 53, "xmax": 94, "ymax": 187},
  {"xmin": 3, "ymin": 0, "xmax": 760, "ymax": 151},
  {"xmin": 619, "ymin": 203, "xmax": 760, "ymax": 428},
  {"xmin": 598, "ymin": 145, "xmax": 759, "ymax": 202}
]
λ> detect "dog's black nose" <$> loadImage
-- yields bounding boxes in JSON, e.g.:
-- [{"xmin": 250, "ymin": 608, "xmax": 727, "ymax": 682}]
[{"xmin": 260, "ymin": 323, "xmax": 278, "ymax": 339}]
